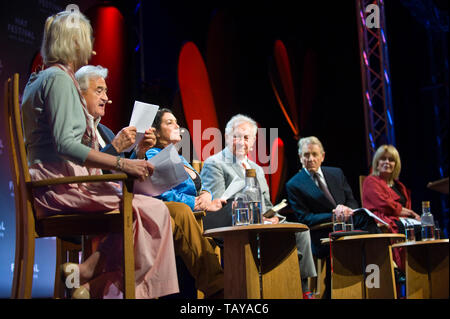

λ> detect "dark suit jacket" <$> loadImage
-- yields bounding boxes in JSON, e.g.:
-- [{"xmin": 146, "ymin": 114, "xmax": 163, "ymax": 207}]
[
  {"xmin": 286, "ymin": 166, "xmax": 359, "ymax": 257},
  {"xmin": 97, "ymin": 123, "xmax": 123, "ymax": 157}
]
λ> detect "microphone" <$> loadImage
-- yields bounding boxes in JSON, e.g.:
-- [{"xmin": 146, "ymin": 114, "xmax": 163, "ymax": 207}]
[{"xmin": 107, "ymin": 100, "xmax": 112, "ymax": 104}]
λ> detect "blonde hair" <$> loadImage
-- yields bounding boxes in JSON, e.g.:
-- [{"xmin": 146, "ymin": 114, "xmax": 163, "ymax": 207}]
[
  {"xmin": 41, "ymin": 10, "xmax": 93, "ymax": 71},
  {"xmin": 371, "ymin": 144, "xmax": 402, "ymax": 182},
  {"xmin": 298, "ymin": 136, "xmax": 324, "ymax": 155}
]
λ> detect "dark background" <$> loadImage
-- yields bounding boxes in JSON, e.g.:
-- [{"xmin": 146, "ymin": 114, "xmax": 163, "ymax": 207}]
[{"xmin": 1, "ymin": 0, "xmax": 448, "ymax": 297}]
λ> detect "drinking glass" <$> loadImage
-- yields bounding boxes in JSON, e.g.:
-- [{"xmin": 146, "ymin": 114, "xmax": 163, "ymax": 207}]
[
  {"xmin": 332, "ymin": 213, "xmax": 345, "ymax": 232},
  {"xmin": 405, "ymin": 225, "xmax": 415, "ymax": 242},
  {"xmin": 343, "ymin": 214, "xmax": 354, "ymax": 232}
]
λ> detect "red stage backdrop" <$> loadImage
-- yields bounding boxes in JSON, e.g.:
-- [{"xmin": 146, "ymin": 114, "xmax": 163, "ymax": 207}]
[
  {"xmin": 178, "ymin": 41, "xmax": 220, "ymax": 161},
  {"xmin": 86, "ymin": 5, "xmax": 127, "ymax": 134}
]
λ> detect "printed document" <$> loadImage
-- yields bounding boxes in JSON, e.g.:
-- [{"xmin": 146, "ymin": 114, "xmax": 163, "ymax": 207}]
[
  {"xmin": 124, "ymin": 101, "xmax": 159, "ymax": 152},
  {"xmin": 134, "ymin": 144, "xmax": 189, "ymax": 196}
]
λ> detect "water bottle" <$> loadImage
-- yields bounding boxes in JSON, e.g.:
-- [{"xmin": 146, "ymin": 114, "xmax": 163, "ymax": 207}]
[
  {"xmin": 421, "ymin": 201, "xmax": 435, "ymax": 241},
  {"xmin": 232, "ymin": 191, "xmax": 250, "ymax": 226},
  {"xmin": 232, "ymin": 169, "xmax": 262, "ymax": 225}
]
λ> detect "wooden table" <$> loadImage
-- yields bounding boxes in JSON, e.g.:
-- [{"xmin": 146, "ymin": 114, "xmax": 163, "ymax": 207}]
[
  {"xmin": 330, "ymin": 233, "xmax": 405, "ymax": 299},
  {"xmin": 427, "ymin": 177, "xmax": 448, "ymax": 194},
  {"xmin": 204, "ymin": 223, "xmax": 308, "ymax": 299},
  {"xmin": 391, "ymin": 239, "xmax": 449, "ymax": 299}
]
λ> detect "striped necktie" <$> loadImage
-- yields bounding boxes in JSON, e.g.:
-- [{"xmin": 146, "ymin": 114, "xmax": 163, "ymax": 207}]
[{"xmin": 312, "ymin": 172, "xmax": 336, "ymax": 207}]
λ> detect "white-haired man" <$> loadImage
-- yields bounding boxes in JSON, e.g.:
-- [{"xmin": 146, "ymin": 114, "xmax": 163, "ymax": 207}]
[
  {"xmin": 74, "ymin": 65, "xmax": 225, "ymax": 298},
  {"xmin": 75, "ymin": 65, "xmax": 154, "ymax": 158},
  {"xmin": 200, "ymin": 114, "xmax": 317, "ymax": 297}
]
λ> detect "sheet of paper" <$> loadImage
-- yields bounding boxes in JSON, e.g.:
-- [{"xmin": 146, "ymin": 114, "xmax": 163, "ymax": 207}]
[
  {"xmin": 399, "ymin": 217, "xmax": 421, "ymax": 226},
  {"xmin": 133, "ymin": 144, "xmax": 189, "ymax": 196},
  {"xmin": 353, "ymin": 208, "xmax": 389, "ymax": 226},
  {"xmin": 220, "ymin": 176, "xmax": 245, "ymax": 200},
  {"xmin": 124, "ymin": 101, "xmax": 159, "ymax": 152}
]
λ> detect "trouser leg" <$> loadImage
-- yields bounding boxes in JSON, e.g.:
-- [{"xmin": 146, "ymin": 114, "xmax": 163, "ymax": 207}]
[
  {"xmin": 165, "ymin": 202, "xmax": 224, "ymax": 297},
  {"xmin": 295, "ymin": 230, "xmax": 317, "ymax": 279}
]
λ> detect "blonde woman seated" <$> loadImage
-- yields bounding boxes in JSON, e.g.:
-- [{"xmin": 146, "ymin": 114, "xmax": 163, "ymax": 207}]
[
  {"xmin": 21, "ymin": 11, "xmax": 177, "ymax": 299},
  {"xmin": 362, "ymin": 144, "xmax": 420, "ymax": 271}
]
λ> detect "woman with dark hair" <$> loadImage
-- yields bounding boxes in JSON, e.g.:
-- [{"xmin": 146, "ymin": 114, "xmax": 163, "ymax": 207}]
[{"xmin": 147, "ymin": 108, "xmax": 226, "ymax": 212}]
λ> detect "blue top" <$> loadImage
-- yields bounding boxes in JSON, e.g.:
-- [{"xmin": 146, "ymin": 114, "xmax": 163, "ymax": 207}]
[{"xmin": 145, "ymin": 147, "xmax": 211, "ymax": 211}]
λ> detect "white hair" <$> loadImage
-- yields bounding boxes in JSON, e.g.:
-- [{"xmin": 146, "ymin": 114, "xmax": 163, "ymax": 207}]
[
  {"xmin": 225, "ymin": 114, "xmax": 258, "ymax": 137},
  {"xmin": 75, "ymin": 65, "xmax": 108, "ymax": 91},
  {"xmin": 298, "ymin": 136, "xmax": 325, "ymax": 155}
]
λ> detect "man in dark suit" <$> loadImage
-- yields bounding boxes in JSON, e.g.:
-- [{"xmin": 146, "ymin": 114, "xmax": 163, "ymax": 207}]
[
  {"xmin": 286, "ymin": 136, "xmax": 378, "ymax": 258},
  {"xmin": 286, "ymin": 136, "xmax": 379, "ymax": 298}
]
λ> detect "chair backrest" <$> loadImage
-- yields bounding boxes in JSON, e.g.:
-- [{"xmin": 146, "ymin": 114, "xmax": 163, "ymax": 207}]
[
  {"xmin": 4, "ymin": 73, "xmax": 38, "ymax": 298},
  {"xmin": 359, "ymin": 175, "xmax": 367, "ymax": 203},
  {"xmin": 4, "ymin": 75, "xmax": 23, "ymax": 298},
  {"xmin": 5, "ymin": 73, "xmax": 37, "ymax": 243},
  {"xmin": 191, "ymin": 160, "xmax": 204, "ymax": 173}
]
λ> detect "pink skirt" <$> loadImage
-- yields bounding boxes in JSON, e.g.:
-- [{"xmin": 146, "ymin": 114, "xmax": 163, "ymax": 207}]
[{"xmin": 29, "ymin": 161, "xmax": 179, "ymax": 298}]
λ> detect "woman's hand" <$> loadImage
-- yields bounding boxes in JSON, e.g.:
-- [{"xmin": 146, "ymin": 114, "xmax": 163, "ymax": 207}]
[
  {"xmin": 194, "ymin": 191, "xmax": 213, "ymax": 211},
  {"xmin": 121, "ymin": 158, "xmax": 153, "ymax": 181},
  {"xmin": 400, "ymin": 207, "xmax": 421, "ymax": 221},
  {"xmin": 205, "ymin": 199, "xmax": 227, "ymax": 212}
]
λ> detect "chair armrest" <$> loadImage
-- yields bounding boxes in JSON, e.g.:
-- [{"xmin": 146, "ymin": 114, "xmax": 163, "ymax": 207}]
[{"xmin": 30, "ymin": 173, "xmax": 130, "ymax": 188}]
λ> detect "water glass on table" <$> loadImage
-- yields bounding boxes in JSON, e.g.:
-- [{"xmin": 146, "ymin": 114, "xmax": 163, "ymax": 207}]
[
  {"xmin": 332, "ymin": 212, "xmax": 345, "ymax": 232},
  {"xmin": 343, "ymin": 214, "xmax": 354, "ymax": 231},
  {"xmin": 405, "ymin": 225, "xmax": 416, "ymax": 242}
]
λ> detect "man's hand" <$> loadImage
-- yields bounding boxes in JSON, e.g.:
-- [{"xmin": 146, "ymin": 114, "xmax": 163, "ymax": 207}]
[
  {"xmin": 136, "ymin": 128, "xmax": 157, "ymax": 159},
  {"xmin": 111, "ymin": 126, "xmax": 137, "ymax": 153},
  {"xmin": 332, "ymin": 204, "xmax": 354, "ymax": 217}
]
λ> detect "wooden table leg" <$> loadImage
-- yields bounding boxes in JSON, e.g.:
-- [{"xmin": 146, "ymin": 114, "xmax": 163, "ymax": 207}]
[
  {"xmin": 406, "ymin": 243, "xmax": 449, "ymax": 299},
  {"xmin": 331, "ymin": 240, "xmax": 365, "ymax": 299},
  {"xmin": 429, "ymin": 243, "xmax": 449, "ymax": 299},
  {"xmin": 222, "ymin": 232, "xmax": 260, "ymax": 299},
  {"xmin": 364, "ymin": 239, "xmax": 396, "ymax": 299},
  {"xmin": 259, "ymin": 232, "xmax": 302, "ymax": 299}
]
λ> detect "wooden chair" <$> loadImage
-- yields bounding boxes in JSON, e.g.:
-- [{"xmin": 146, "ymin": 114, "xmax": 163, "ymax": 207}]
[
  {"xmin": 359, "ymin": 175, "xmax": 366, "ymax": 204},
  {"xmin": 5, "ymin": 74, "xmax": 136, "ymax": 299}
]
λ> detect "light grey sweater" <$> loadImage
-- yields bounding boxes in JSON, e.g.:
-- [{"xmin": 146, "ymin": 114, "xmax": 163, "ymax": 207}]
[{"xmin": 21, "ymin": 67, "xmax": 91, "ymax": 165}]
